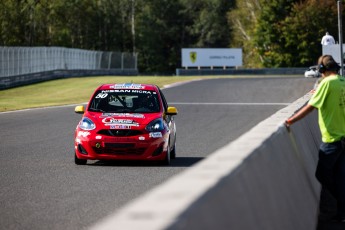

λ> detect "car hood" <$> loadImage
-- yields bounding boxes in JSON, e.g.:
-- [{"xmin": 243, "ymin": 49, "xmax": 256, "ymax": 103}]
[{"xmin": 86, "ymin": 112, "xmax": 162, "ymax": 129}]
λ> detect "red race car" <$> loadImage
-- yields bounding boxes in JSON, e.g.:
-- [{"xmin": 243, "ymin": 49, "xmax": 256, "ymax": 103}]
[{"xmin": 74, "ymin": 83, "xmax": 178, "ymax": 165}]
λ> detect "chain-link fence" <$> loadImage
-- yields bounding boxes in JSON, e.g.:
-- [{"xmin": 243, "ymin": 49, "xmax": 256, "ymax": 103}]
[{"xmin": 0, "ymin": 47, "xmax": 137, "ymax": 78}]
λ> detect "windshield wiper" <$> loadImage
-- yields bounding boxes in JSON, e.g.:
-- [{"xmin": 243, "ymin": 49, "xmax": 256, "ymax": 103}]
[
  {"xmin": 115, "ymin": 109, "xmax": 132, "ymax": 113},
  {"xmin": 89, "ymin": 108, "xmax": 106, "ymax": 112}
]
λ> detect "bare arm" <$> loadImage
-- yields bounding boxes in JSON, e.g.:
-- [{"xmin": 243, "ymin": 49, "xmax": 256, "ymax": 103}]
[{"xmin": 285, "ymin": 103, "xmax": 315, "ymax": 127}]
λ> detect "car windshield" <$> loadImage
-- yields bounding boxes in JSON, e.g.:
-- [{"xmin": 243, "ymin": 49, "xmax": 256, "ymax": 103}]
[{"xmin": 88, "ymin": 89, "xmax": 160, "ymax": 113}]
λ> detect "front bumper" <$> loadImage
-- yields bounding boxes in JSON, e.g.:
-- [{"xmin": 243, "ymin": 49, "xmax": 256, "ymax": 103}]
[{"xmin": 74, "ymin": 130, "xmax": 169, "ymax": 161}]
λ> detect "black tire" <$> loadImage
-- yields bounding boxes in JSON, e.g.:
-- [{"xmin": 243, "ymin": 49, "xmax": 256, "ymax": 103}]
[
  {"xmin": 170, "ymin": 142, "xmax": 176, "ymax": 159},
  {"xmin": 162, "ymin": 144, "xmax": 171, "ymax": 165},
  {"xmin": 75, "ymin": 152, "xmax": 87, "ymax": 165}
]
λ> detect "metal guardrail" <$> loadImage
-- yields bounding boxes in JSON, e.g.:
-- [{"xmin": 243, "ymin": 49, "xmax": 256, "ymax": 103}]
[
  {"xmin": 176, "ymin": 67, "xmax": 306, "ymax": 76},
  {"xmin": 0, "ymin": 47, "xmax": 137, "ymax": 78}
]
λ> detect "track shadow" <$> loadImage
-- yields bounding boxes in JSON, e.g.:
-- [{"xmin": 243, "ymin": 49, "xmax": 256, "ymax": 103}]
[
  {"xmin": 86, "ymin": 156, "xmax": 204, "ymax": 167},
  {"xmin": 171, "ymin": 156, "xmax": 204, "ymax": 167}
]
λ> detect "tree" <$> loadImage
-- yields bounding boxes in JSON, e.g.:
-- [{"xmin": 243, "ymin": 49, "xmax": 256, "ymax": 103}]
[
  {"xmin": 254, "ymin": 0, "xmax": 299, "ymax": 67},
  {"xmin": 134, "ymin": 0, "xmax": 234, "ymax": 73},
  {"xmin": 3, "ymin": 0, "xmax": 342, "ymax": 72},
  {"xmin": 227, "ymin": 0, "xmax": 262, "ymax": 67},
  {"xmin": 180, "ymin": 0, "xmax": 234, "ymax": 48},
  {"xmin": 254, "ymin": 0, "xmax": 342, "ymax": 67},
  {"xmin": 0, "ymin": 0, "xmax": 32, "ymax": 45},
  {"xmin": 279, "ymin": 0, "xmax": 339, "ymax": 67},
  {"xmin": 135, "ymin": 0, "xmax": 185, "ymax": 73}
]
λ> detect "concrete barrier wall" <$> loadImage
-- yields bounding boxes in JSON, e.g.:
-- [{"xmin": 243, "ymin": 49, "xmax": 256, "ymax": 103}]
[{"xmin": 90, "ymin": 93, "xmax": 321, "ymax": 230}]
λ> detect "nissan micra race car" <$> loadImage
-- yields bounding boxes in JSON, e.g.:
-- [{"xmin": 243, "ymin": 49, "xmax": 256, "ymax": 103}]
[{"xmin": 74, "ymin": 83, "xmax": 178, "ymax": 165}]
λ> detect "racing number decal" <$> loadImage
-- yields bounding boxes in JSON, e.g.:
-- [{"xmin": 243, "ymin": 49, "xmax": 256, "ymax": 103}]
[{"xmin": 95, "ymin": 93, "xmax": 108, "ymax": 98}]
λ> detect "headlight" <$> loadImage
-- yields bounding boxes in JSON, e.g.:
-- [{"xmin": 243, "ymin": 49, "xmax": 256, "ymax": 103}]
[
  {"xmin": 145, "ymin": 118, "xmax": 165, "ymax": 132},
  {"xmin": 79, "ymin": 117, "xmax": 96, "ymax": 130}
]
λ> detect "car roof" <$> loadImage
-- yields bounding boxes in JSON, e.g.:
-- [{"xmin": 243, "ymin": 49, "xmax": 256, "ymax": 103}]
[{"xmin": 97, "ymin": 83, "xmax": 159, "ymax": 91}]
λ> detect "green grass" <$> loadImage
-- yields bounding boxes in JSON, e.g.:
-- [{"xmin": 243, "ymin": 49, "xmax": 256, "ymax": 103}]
[{"xmin": 0, "ymin": 76, "xmax": 211, "ymax": 112}]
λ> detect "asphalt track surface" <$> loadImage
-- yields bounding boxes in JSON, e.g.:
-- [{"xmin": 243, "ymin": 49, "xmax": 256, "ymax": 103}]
[{"xmin": 0, "ymin": 77, "xmax": 316, "ymax": 230}]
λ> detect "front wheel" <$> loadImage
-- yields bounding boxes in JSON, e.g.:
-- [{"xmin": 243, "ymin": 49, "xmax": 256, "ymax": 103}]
[
  {"xmin": 170, "ymin": 142, "xmax": 176, "ymax": 159},
  {"xmin": 162, "ymin": 144, "xmax": 171, "ymax": 165},
  {"xmin": 75, "ymin": 152, "xmax": 87, "ymax": 165}
]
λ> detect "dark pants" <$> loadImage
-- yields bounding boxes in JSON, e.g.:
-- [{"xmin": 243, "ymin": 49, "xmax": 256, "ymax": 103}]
[{"xmin": 316, "ymin": 139, "xmax": 345, "ymax": 218}]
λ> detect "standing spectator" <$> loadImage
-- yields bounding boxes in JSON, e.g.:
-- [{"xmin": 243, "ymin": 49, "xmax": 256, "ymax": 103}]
[
  {"xmin": 285, "ymin": 55, "xmax": 345, "ymax": 223},
  {"xmin": 321, "ymin": 32, "xmax": 336, "ymax": 45}
]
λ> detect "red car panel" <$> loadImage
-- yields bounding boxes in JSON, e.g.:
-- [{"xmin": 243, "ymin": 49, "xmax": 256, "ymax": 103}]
[{"xmin": 74, "ymin": 83, "xmax": 177, "ymax": 165}]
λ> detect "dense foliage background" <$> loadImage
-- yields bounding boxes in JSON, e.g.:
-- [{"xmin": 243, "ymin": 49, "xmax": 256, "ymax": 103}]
[{"xmin": 0, "ymin": 0, "xmax": 343, "ymax": 73}]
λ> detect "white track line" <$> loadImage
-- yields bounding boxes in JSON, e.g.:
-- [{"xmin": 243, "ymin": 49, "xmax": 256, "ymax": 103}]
[{"xmin": 170, "ymin": 102, "xmax": 291, "ymax": 105}]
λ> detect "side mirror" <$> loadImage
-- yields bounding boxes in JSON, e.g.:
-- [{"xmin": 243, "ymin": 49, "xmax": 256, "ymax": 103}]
[
  {"xmin": 74, "ymin": 105, "xmax": 85, "ymax": 114},
  {"xmin": 166, "ymin": 106, "xmax": 178, "ymax": 115}
]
